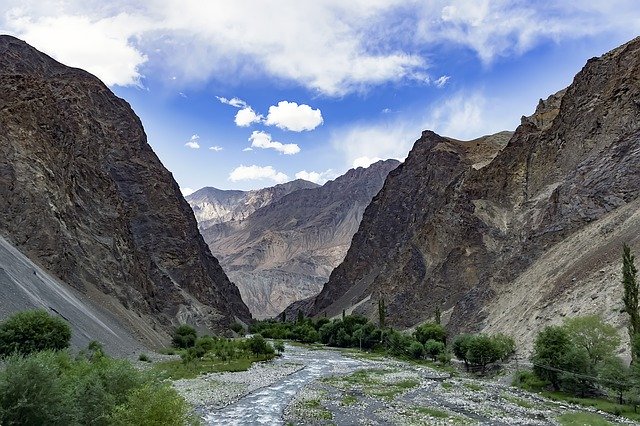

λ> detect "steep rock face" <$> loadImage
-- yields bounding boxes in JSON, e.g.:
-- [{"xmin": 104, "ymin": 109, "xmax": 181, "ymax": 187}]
[
  {"xmin": 202, "ymin": 160, "xmax": 399, "ymax": 318},
  {"xmin": 298, "ymin": 37, "xmax": 640, "ymax": 352},
  {"xmin": 0, "ymin": 36, "xmax": 251, "ymax": 344}
]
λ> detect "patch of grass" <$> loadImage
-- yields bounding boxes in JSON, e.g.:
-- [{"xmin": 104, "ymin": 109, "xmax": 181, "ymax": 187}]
[
  {"xmin": 366, "ymin": 379, "xmax": 419, "ymax": 400},
  {"xmin": 501, "ymin": 392, "xmax": 535, "ymax": 409},
  {"xmin": 557, "ymin": 412, "xmax": 613, "ymax": 426},
  {"xmin": 138, "ymin": 353, "xmax": 151, "ymax": 362},
  {"xmin": 416, "ymin": 406, "xmax": 450, "ymax": 418},
  {"xmin": 512, "ymin": 370, "xmax": 547, "ymax": 392},
  {"xmin": 464, "ymin": 382, "xmax": 483, "ymax": 392},
  {"xmin": 341, "ymin": 394, "xmax": 358, "ymax": 406},
  {"xmin": 152, "ymin": 356, "xmax": 266, "ymax": 380},
  {"xmin": 297, "ymin": 398, "xmax": 332, "ymax": 420},
  {"xmin": 542, "ymin": 391, "xmax": 640, "ymax": 421},
  {"xmin": 441, "ymin": 381, "xmax": 453, "ymax": 390}
]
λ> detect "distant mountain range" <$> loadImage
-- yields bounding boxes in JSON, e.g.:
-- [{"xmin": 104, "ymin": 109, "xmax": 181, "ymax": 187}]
[{"xmin": 186, "ymin": 160, "xmax": 399, "ymax": 318}]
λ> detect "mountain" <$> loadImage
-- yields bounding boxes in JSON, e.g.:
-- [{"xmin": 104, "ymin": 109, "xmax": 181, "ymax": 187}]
[
  {"xmin": 0, "ymin": 35, "xmax": 252, "ymax": 347},
  {"xmin": 291, "ymin": 37, "xmax": 640, "ymax": 352},
  {"xmin": 196, "ymin": 160, "xmax": 400, "ymax": 318},
  {"xmin": 187, "ymin": 179, "xmax": 319, "ymax": 230}
]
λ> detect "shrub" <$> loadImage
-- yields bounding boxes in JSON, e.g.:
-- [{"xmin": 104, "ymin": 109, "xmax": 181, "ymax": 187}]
[
  {"xmin": 195, "ymin": 335, "xmax": 217, "ymax": 352},
  {"xmin": 424, "ymin": 339, "xmax": 446, "ymax": 361},
  {"xmin": 171, "ymin": 324, "xmax": 197, "ymax": 349},
  {"xmin": 0, "ymin": 310, "xmax": 71, "ymax": 356},
  {"xmin": 247, "ymin": 334, "xmax": 274, "ymax": 358},
  {"xmin": 408, "ymin": 341, "xmax": 424, "ymax": 359},
  {"xmin": 274, "ymin": 341, "xmax": 285, "ymax": 354},
  {"xmin": 138, "ymin": 353, "xmax": 151, "ymax": 362},
  {"xmin": 414, "ymin": 323, "xmax": 447, "ymax": 345},
  {"xmin": 512, "ymin": 370, "xmax": 547, "ymax": 391},
  {"xmin": 0, "ymin": 351, "xmax": 76, "ymax": 425},
  {"xmin": 109, "ymin": 382, "xmax": 192, "ymax": 426}
]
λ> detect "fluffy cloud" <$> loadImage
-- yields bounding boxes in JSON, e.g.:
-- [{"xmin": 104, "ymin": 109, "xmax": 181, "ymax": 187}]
[
  {"xmin": 5, "ymin": 10, "xmax": 150, "ymax": 86},
  {"xmin": 248, "ymin": 131, "xmax": 300, "ymax": 155},
  {"xmin": 185, "ymin": 134, "xmax": 200, "ymax": 149},
  {"xmin": 294, "ymin": 169, "xmax": 338, "ymax": 185},
  {"xmin": 228, "ymin": 165, "xmax": 289, "ymax": 183},
  {"xmin": 352, "ymin": 157, "xmax": 383, "ymax": 169},
  {"xmin": 265, "ymin": 101, "xmax": 323, "ymax": 132},
  {"xmin": 235, "ymin": 107, "xmax": 263, "ymax": 127},
  {"xmin": 216, "ymin": 96, "xmax": 247, "ymax": 108},
  {"xmin": 209, "ymin": 146, "xmax": 223, "ymax": 151}
]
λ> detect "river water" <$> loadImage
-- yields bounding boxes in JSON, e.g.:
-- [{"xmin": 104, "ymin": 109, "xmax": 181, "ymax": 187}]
[{"xmin": 204, "ymin": 345, "xmax": 367, "ymax": 425}]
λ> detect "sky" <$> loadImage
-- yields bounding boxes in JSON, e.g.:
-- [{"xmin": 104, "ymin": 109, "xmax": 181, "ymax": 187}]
[{"xmin": 1, "ymin": 1, "xmax": 639, "ymax": 192}]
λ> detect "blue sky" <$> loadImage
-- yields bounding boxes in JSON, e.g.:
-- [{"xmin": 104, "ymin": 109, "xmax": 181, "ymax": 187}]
[{"xmin": 1, "ymin": 1, "xmax": 639, "ymax": 192}]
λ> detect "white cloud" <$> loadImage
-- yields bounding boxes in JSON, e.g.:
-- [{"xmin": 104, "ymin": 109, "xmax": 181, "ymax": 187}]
[
  {"xmin": 185, "ymin": 134, "xmax": 200, "ymax": 149},
  {"xmin": 216, "ymin": 96, "xmax": 247, "ymax": 108},
  {"xmin": 265, "ymin": 101, "xmax": 323, "ymax": 132},
  {"xmin": 180, "ymin": 187, "xmax": 195, "ymax": 196},
  {"xmin": 248, "ymin": 131, "xmax": 300, "ymax": 155},
  {"xmin": 4, "ymin": 2, "xmax": 639, "ymax": 92},
  {"xmin": 229, "ymin": 165, "xmax": 289, "ymax": 183},
  {"xmin": 294, "ymin": 169, "xmax": 338, "ymax": 185},
  {"xmin": 209, "ymin": 146, "xmax": 223, "ymax": 151},
  {"xmin": 333, "ymin": 91, "xmax": 515, "ymax": 168},
  {"xmin": 235, "ymin": 107, "xmax": 263, "ymax": 127},
  {"xmin": 5, "ymin": 10, "xmax": 150, "ymax": 86},
  {"xmin": 353, "ymin": 157, "xmax": 384, "ymax": 169},
  {"xmin": 435, "ymin": 75, "xmax": 450, "ymax": 88},
  {"xmin": 242, "ymin": 147, "xmax": 253, "ymax": 152}
]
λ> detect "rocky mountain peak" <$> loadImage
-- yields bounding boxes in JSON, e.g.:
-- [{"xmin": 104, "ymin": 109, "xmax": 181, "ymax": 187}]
[{"xmin": 0, "ymin": 35, "xmax": 251, "ymax": 344}]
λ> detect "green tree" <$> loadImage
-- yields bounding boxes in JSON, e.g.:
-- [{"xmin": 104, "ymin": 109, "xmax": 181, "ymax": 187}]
[
  {"xmin": 434, "ymin": 306, "xmax": 441, "ymax": 325},
  {"xmin": 408, "ymin": 341, "xmax": 424, "ymax": 359},
  {"xmin": 273, "ymin": 341, "xmax": 285, "ymax": 354},
  {"xmin": 424, "ymin": 339, "xmax": 446, "ymax": 361},
  {"xmin": 531, "ymin": 326, "xmax": 572, "ymax": 390},
  {"xmin": 171, "ymin": 324, "xmax": 197, "ymax": 349},
  {"xmin": 109, "ymin": 383, "xmax": 192, "ymax": 426},
  {"xmin": 378, "ymin": 298, "xmax": 386, "ymax": 329},
  {"xmin": 414, "ymin": 323, "xmax": 446, "ymax": 345},
  {"xmin": 598, "ymin": 357, "xmax": 631, "ymax": 404},
  {"xmin": 0, "ymin": 310, "xmax": 71, "ymax": 356},
  {"xmin": 247, "ymin": 334, "xmax": 274, "ymax": 358},
  {"xmin": 493, "ymin": 334, "xmax": 516, "ymax": 361},
  {"xmin": 563, "ymin": 315, "xmax": 620, "ymax": 368},
  {"xmin": 297, "ymin": 310, "xmax": 304, "ymax": 324},
  {"xmin": 452, "ymin": 334, "xmax": 474, "ymax": 370},
  {"xmin": 466, "ymin": 334, "xmax": 502, "ymax": 373},
  {"xmin": 623, "ymin": 244, "xmax": 639, "ymax": 361}
]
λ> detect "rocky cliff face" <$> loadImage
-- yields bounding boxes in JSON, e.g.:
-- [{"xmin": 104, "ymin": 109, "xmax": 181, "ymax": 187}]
[
  {"xmin": 295, "ymin": 37, "xmax": 640, "ymax": 352},
  {"xmin": 0, "ymin": 36, "xmax": 252, "ymax": 344},
  {"xmin": 199, "ymin": 160, "xmax": 399, "ymax": 318},
  {"xmin": 187, "ymin": 179, "xmax": 319, "ymax": 230}
]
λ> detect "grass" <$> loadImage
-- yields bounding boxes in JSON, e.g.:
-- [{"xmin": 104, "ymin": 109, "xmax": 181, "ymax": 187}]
[
  {"xmin": 501, "ymin": 393, "xmax": 535, "ymax": 409},
  {"xmin": 152, "ymin": 355, "xmax": 269, "ymax": 380},
  {"xmin": 340, "ymin": 394, "xmax": 358, "ymax": 406},
  {"xmin": 541, "ymin": 391, "xmax": 640, "ymax": 421},
  {"xmin": 464, "ymin": 382, "xmax": 483, "ymax": 392},
  {"xmin": 441, "ymin": 381, "xmax": 453, "ymax": 391},
  {"xmin": 416, "ymin": 406, "xmax": 450, "ymax": 418},
  {"xmin": 298, "ymin": 398, "xmax": 332, "ymax": 420},
  {"xmin": 557, "ymin": 412, "xmax": 613, "ymax": 426}
]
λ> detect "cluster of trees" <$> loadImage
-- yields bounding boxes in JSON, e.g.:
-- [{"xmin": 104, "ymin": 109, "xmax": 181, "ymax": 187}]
[
  {"xmin": 525, "ymin": 244, "xmax": 640, "ymax": 404},
  {"xmin": 171, "ymin": 324, "xmax": 280, "ymax": 364},
  {"xmin": 0, "ymin": 310, "xmax": 192, "ymax": 425},
  {"xmin": 252, "ymin": 312, "xmax": 515, "ymax": 371}
]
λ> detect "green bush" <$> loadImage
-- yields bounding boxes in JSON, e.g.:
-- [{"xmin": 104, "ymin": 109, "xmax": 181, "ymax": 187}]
[
  {"xmin": 408, "ymin": 341, "xmax": 424, "ymax": 359},
  {"xmin": 532, "ymin": 325, "xmax": 572, "ymax": 390},
  {"xmin": 274, "ymin": 341, "xmax": 285, "ymax": 353},
  {"xmin": 172, "ymin": 324, "xmax": 197, "ymax": 349},
  {"xmin": 414, "ymin": 323, "xmax": 446, "ymax": 345},
  {"xmin": 424, "ymin": 339, "xmax": 446, "ymax": 361},
  {"xmin": 512, "ymin": 370, "xmax": 548, "ymax": 391},
  {"xmin": 452, "ymin": 334, "xmax": 474, "ymax": 370},
  {"xmin": 0, "ymin": 346, "xmax": 195, "ymax": 426},
  {"xmin": 247, "ymin": 334, "xmax": 274, "ymax": 358},
  {"xmin": 0, "ymin": 351, "xmax": 76, "ymax": 425},
  {"xmin": 230, "ymin": 322, "xmax": 245, "ymax": 335},
  {"xmin": 0, "ymin": 310, "xmax": 71, "ymax": 356},
  {"xmin": 109, "ymin": 383, "xmax": 192, "ymax": 426}
]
